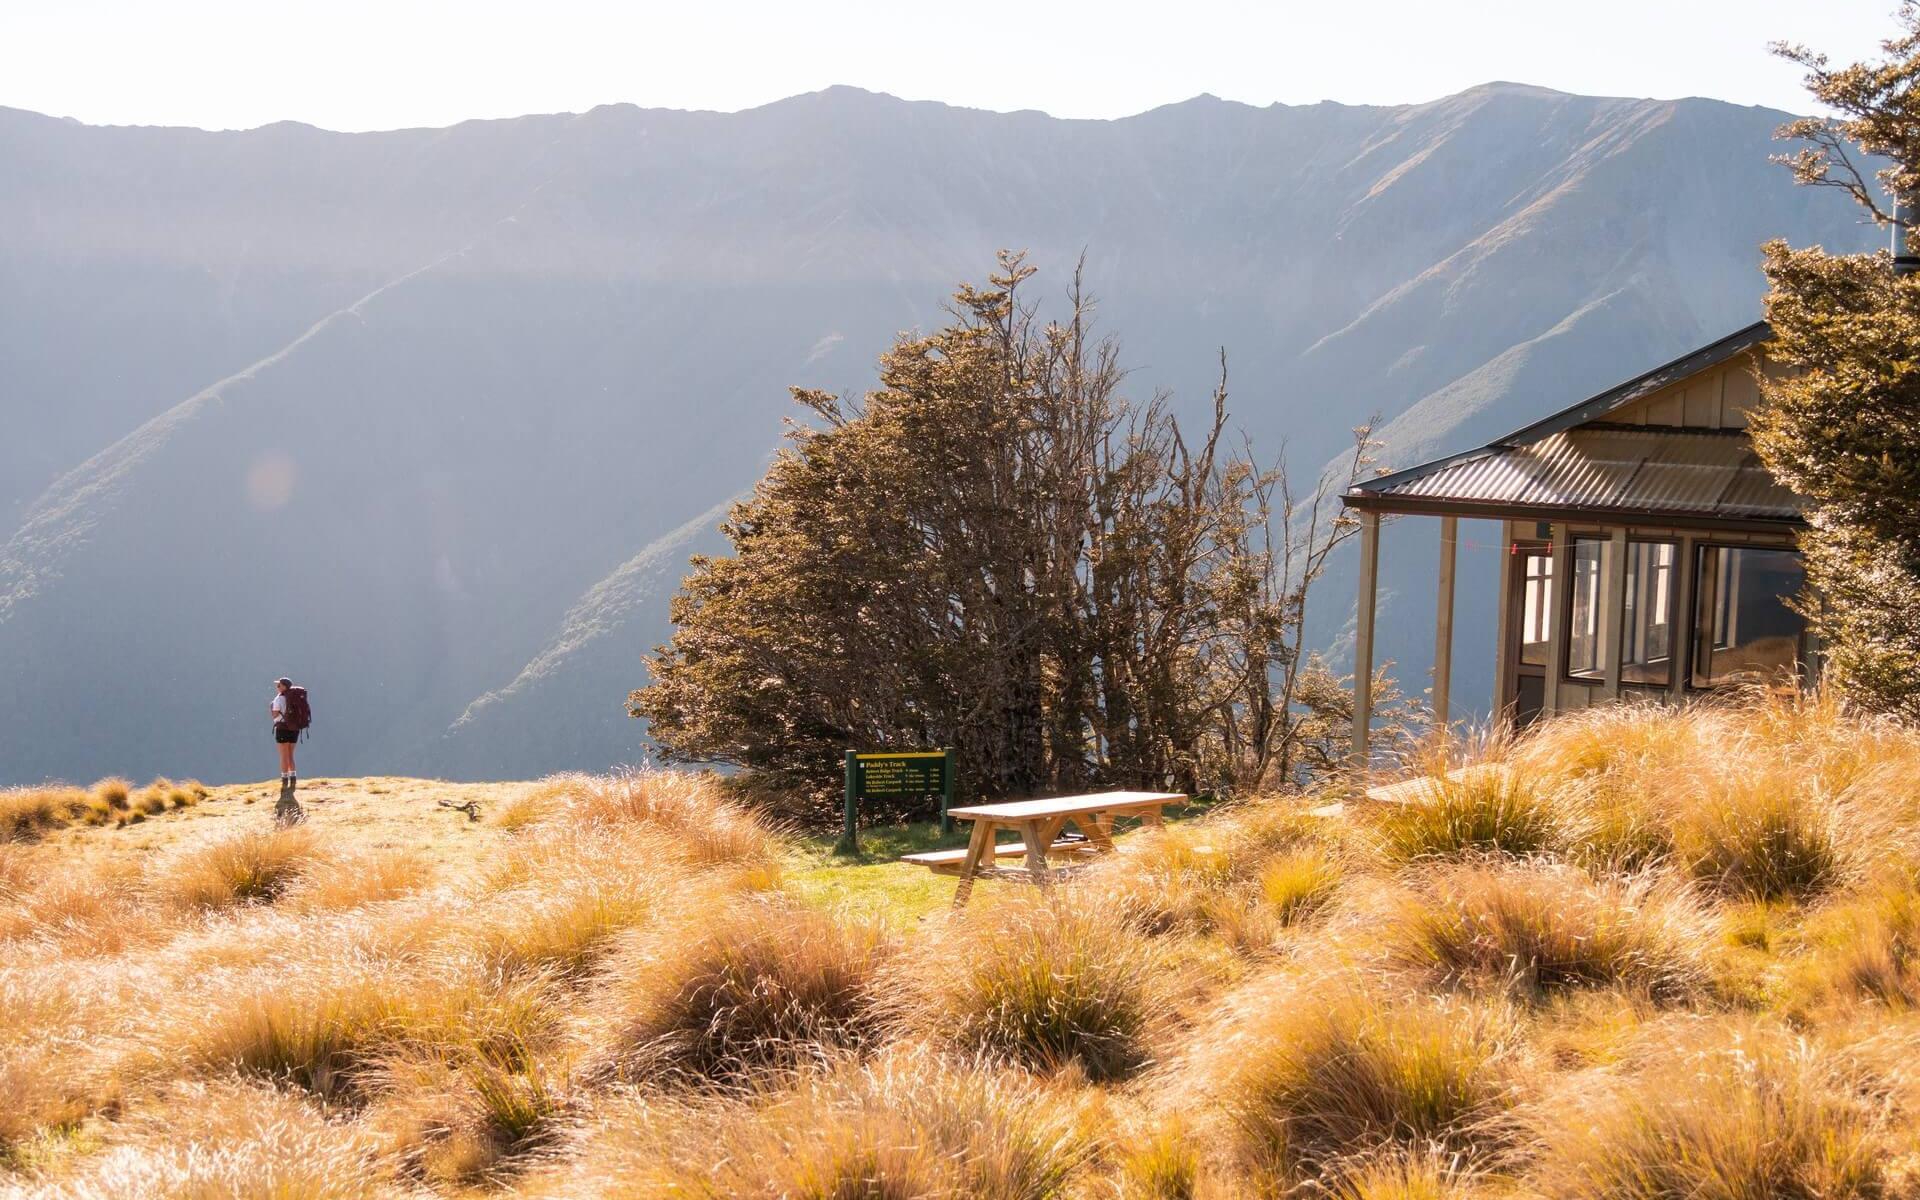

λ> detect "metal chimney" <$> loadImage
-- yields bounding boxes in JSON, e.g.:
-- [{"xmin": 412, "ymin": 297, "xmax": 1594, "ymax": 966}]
[{"xmin": 1896, "ymin": 195, "xmax": 1920, "ymax": 276}]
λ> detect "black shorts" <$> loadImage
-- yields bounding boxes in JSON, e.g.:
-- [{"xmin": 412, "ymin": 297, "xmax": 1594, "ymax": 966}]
[{"xmin": 275, "ymin": 727, "xmax": 299, "ymax": 744}]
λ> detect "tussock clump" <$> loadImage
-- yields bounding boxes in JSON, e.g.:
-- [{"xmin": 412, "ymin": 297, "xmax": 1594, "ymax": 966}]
[
  {"xmin": 1390, "ymin": 862, "xmax": 1709, "ymax": 1002},
  {"xmin": 1198, "ymin": 977, "xmax": 1515, "ymax": 1179},
  {"xmin": 1669, "ymin": 761, "xmax": 1841, "ymax": 900},
  {"xmin": 887, "ymin": 892, "xmax": 1166, "ymax": 1083},
  {"xmin": 542, "ymin": 1051, "xmax": 1090, "ymax": 1199},
  {"xmin": 1329, "ymin": 1151, "xmax": 1483, "ymax": 1199},
  {"xmin": 1526, "ymin": 1018, "xmax": 1892, "ymax": 1198},
  {"xmin": 1262, "ymin": 845, "xmax": 1344, "ymax": 927},
  {"xmin": 0, "ymin": 858, "xmax": 150, "ymax": 954},
  {"xmin": 287, "ymin": 849, "xmax": 431, "ymax": 913},
  {"xmin": 1794, "ymin": 874, "xmax": 1920, "ymax": 1009},
  {"xmin": 547, "ymin": 769, "xmax": 782, "ymax": 869},
  {"xmin": 164, "ymin": 961, "xmax": 562, "ymax": 1099},
  {"xmin": 1114, "ymin": 1121, "xmax": 1203, "ymax": 1199},
  {"xmin": 91, "ymin": 776, "xmax": 133, "ymax": 812},
  {"xmin": 0, "ymin": 786, "xmax": 86, "ymax": 841},
  {"xmin": 370, "ymin": 1046, "xmax": 571, "ymax": 1187},
  {"xmin": 1091, "ymin": 800, "xmax": 1331, "ymax": 941},
  {"xmin": 603, "ymin": 896, "xmax": 891, "ymax": 1085},
  {"xmin": 161, "ymin": 826, "xmax": 323, "ymax": 909},
  {"xmin": 1373, "ymin": 767, "xmax": 1556, "ymax": 862},
  {"xmin": 32, "ymin": 1078, "xmax": 386, "ymax": 1199},
  {"xmin": 130, "ymin": 776, "xmax": 203, "ymax": 816}
]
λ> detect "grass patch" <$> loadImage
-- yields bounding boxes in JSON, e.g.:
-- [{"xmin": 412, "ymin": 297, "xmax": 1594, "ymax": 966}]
[
  {"xmin": 1390, "ymin": 862, "xmax": 1709, "ymax": 1002},
  {"xmin": 887, "ymin": 892, "xmax": 1165, "ymax": 1082},
  {"xmin": 603, "ymin": 896, "xmax": 892, "ymax": 1086},
  {"xmin": 1527, "ymin": 1019, "xmax": 1891, "ymax": 1198},
  {"xmin": 1372, "ymin": 767, "xmax": 1556, "ymax": 862},
  {"xmin": 1202, "ymin": 980, "xmax": 1515, "ymax": 1179},
  {"xmin": 161, "ymin": 827, "xmax": 322, "ymax": 909}
]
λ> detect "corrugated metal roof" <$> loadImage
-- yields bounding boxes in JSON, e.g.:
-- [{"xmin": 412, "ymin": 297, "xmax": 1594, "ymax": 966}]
[{"xmin": 1352, "ymin": 426, "xmax": 1800, "ymax": 522}]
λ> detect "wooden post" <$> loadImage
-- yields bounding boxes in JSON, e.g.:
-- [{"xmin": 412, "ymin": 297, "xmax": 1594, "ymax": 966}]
[
  {"xmin": 1670, "ymin": 535, "xmax": 1695, "ymax": 701},
  {"xmin": 1433, "ymin": 515, "xmax": 1458, "ymax": 732},
  {"xmin": 1491, "ymin": 521, "xmax": 1517, "ymax": 725},
  {"xmin": 939, "ymin": 748, "xmax": 955, "ymax": 834},
  {"xmin": 1543, "ymin": 523, "xmax": 1570, "ymax": 716},
  {"xmin": 1352, "ymin": 510, "xmax": 1382, "ymax": 773},
  {"xmin": 836, "ymin": 750, "xmax": 859, "ymax": 856},
  {"xmin": 1601, "ymin": 528, "xmax": 1628, "ymax": 699}
]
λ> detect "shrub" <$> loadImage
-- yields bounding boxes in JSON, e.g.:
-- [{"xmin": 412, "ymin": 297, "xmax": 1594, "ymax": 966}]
[
  {"xmin": 887, "ymin": 893, "xmax": 1165, "ymax": 1082},
  {"xmin": 603, "ymin": 897, "xmax": 891, "ymax": 1085},
  {"xmin": 1201, "ymin": 980, "xmax": 1514, "ymax": 1178},
  {"xmin": 546, "ymin": 1052, "xmax": 1089, "ymax": 1199},
  {"xmin": 1373, "ymin": 767, "xmax": 1556, "ymax": 862},
  {"xmin": 161, "ymin": 827, "xmax": 321, "ymax": 909},
  {"xmin": 1390, "ymin": 863, "xmax": 1708, "ymax": 1002},
  {"xmin": 1527, "ymin": 1019, "xmax": 1891, "ymax": 1198}
]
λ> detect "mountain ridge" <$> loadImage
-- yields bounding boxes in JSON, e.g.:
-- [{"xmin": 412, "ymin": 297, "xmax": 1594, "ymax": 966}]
[{"xmin": 0, "ymin": 83, "xmax": 1876, "ymax": 785}]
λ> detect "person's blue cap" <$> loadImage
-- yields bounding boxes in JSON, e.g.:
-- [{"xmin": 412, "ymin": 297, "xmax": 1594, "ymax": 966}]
[{"xmin": 275, "ymin": 677, "xmax": 292, "ymax": 687}]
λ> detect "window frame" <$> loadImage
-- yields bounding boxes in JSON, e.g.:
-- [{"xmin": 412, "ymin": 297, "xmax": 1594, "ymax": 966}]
[
  {"xmin": 1619, "ymin": 536, "xmax": 1680, "ymax": 690},
  {"xmin": 1687, "ymin": 540, "xmax": 1809, "ymax": 692},
  {"xmin": 1561, "ymin": 534, "xmax": 1609, "ymax": 684}
]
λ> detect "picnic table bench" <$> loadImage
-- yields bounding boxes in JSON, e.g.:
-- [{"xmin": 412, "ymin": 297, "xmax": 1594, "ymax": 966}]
[{"xmin": 901, "ymin": 790, "xmax": 1186, "ymax": 908}]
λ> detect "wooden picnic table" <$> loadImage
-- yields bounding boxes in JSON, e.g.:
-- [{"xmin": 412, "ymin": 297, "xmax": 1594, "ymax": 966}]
[{"xmin": 901, "ymin": 790, "xmax": 1186, "ymax": 909}]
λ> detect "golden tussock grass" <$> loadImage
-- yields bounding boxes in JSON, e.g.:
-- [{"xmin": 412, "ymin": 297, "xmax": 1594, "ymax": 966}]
[
  {"xmin": 1524, "ymin": 1017, "xmax": 1892, "ymax": 1199},
  {"xmin": 1387, "ymin": 861, "xmax": 1711, "ymax": 1003},
  {"xmin": 32, "ymin": 1079, "xmax": 387, "ymax": 1199},
  {"xmin": 1371, "ymin": 767, "xmax": 1558, "ymax": 862},
  {"xmin": 11, "ymin": 704, "xmax": 1920, "ymax": 1197},
  {"xmin": 601, "ymin": 895, "xmax": 893, "ymax": 1086},
  {"xmin": 884, "ymin": 891, "xmax": 1168, "ymax": 1083},
  {"xmin": 535, "ymin": 1050, "xmax": 1093, "ymax": 1199},
  {"xmin": 1190, "ymin": 975, "xmax": 1518, "ymax": 1181},
  {"xmin": 159, "ymin": 826, "xmax": 324, "ymax": 910}
]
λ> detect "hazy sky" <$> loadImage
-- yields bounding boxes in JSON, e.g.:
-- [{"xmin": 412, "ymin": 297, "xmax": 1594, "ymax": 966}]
[{"xmin": 0, "ymin": 0, "xmax": 1899, "ymax": 132}]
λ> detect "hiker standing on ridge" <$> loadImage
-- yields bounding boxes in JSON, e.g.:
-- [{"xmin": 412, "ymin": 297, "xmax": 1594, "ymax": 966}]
[{"xmin": 269, "ymin": 676, "xmax": 306, "ymax": 789}]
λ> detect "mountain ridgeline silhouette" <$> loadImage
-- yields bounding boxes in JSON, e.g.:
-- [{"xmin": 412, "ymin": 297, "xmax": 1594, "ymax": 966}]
[{"xmin": 0, "ymin": 83, "xmax": 1876, "ymax": 785}]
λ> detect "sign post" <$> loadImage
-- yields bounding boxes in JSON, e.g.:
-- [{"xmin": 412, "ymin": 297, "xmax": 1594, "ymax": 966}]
[{"xmin": 837, "ymin": 748, "xmax": 955, "ymax": 855}]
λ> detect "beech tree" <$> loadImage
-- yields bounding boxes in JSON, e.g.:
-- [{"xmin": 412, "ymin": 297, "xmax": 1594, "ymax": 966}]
[
  {"xmin": 632, "ymin": 255, "xmax": 1372, "ymax": 814},
  {"xmin": 1758, "ymin": 11, "xmax": 1920, "ymax": 718}
]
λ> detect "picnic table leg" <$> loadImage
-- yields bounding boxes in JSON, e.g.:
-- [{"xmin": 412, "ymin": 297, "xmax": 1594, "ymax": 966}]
[
  {"xmin": 950, "ymin": 819, "xmax": 994, "ymax": 910},
  {"xmin": 1075, "ymin": 811, "xmax": 1116, "ymax": 852},
  {"xmin": 1140, "ymin": 805, "xmax": 1165, "ymax": 830},
  {"xmin": 1020, "ymin": 819, "xmax": 1051, "ymax": 886}
]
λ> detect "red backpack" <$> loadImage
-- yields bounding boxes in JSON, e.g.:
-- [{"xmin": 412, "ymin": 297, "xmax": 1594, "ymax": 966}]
[{"xmin": 284, "ymin": 686, "xmax": 312, "ymax": 734}]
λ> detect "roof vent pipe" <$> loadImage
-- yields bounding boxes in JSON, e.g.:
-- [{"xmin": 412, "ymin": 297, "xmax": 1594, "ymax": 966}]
[{"xmin": 1896, "ymin": 194, "xmax": 1920, "ymax": 276}]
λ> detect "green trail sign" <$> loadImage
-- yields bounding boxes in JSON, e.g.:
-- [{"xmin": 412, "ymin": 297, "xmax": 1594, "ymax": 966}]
[{"xmin": 838, "ymin": 748, "xmax": 955, "ymax": 854}]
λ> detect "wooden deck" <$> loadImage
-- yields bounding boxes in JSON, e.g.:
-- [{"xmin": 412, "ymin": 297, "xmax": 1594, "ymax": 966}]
[{"xmin": 1360, "ymin": 762, "xmax": 1513, "ymax": 806}]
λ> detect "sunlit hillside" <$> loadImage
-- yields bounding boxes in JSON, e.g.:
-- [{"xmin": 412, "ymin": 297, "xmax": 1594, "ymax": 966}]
[{"xmin": 8, "ymin": 695, "xmax": 1920, "ymax": 1196}]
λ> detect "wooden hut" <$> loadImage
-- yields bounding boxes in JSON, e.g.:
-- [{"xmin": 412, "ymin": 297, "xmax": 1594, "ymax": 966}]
[{"xmin": 1341, "ymin": 322, "xmax": 1814, "ymax": 760}]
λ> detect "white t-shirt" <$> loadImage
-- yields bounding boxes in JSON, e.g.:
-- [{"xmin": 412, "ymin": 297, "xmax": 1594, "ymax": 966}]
[{"xmin": 271, "ymin": 694, "xmax": 288, "ymax": 722}]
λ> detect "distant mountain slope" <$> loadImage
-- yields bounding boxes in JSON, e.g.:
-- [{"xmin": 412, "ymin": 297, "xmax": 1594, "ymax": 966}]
[{"xmin": 0, "ymin": 85, "xmax": 1874, "ymax": 784}]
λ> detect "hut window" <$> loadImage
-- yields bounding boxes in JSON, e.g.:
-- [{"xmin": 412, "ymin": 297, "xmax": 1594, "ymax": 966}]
[
  {"xmin": 1519, "ymin": 548, "xmax": 1553, "ymax": 666},
  {"xmin": 1565, "ymin": 537, "xmax": 1606, "ymax": 679},
  {"xmin": 1621, "ymin": 541, "xmax": 1677, "ymax": 686},
  {"xmin": 1690, "ymin": 545, "xmax": 1807, "ymax": 688}
]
